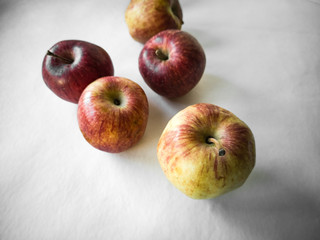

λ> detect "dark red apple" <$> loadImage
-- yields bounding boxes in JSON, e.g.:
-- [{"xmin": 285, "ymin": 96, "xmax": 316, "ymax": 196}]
[
  {"xmin": 138, "ymin": 30, "xmax": 206, "ymax": 98},
  {"xmin": 77, "ymin": 76, "xmax": 149, "ymax": 153},
  {"xmin": 42, "ymin": 40, "xmax": 114, "ymax": 103}
]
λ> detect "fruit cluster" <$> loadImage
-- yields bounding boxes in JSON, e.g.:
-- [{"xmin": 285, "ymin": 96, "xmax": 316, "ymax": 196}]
[{"xmin": 41, "ymin": 0, "xmax": 255, "ymax": 199}]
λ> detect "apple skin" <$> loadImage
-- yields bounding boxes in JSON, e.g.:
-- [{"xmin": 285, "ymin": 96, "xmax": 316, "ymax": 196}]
[
  {"xmin": 139, "ymin": 30, "xmax": 206, "ymax": 98},
  {"xmin": 42, "ymin": 40, "xmax": 114, "ymax": 103},
  {"xmin": 125, "ymin": 0, "xmax": 183, "ymax": 43},
  {"xmin": 157, "ymin": 103, "xmax": 255, "ymax": 199},
  {"xmin": 77, "ymin": 76, "xmax": 149, "ymax": 153}
]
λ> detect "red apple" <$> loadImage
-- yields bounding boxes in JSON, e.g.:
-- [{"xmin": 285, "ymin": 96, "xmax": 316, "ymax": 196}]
[
  {"xmin": 42, "ymin": 40, "xmax": 114, "ymax": 103},
  {"xmin": 77, "ymin": 76, "xmax": 149, "ymax": 153},
  {"xmin": 125, "ymin": 0, "xmax": 183, "ymax": 43},
  {"xmin": 139, "ymin": 30, "xmax": 206, "ymax": 98},
  {"xmin": 157, "ymin": 103, "xmax": 255, "ymax": 199}
]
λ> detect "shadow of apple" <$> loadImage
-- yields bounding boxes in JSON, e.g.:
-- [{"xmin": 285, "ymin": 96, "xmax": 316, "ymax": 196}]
[
  {"xmin": 163, "ymin": 73, "xmax": 245, "ymax": 109},
  {"xmin": 0, "ymin": 1, "xmax": 12, "ymax": 17},
  {"xmin": 206, "ymin": 168, "xmax": 320, "ymax": 239},
  {"xmin": 184, "ymin": 27, "xmax": 225, "ymax": 50}
]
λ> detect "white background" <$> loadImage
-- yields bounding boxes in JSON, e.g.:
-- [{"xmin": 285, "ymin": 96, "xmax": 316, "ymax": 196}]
[{"xmin": 1, "ymin": 0, "xmax": 320, "ymax": 239}]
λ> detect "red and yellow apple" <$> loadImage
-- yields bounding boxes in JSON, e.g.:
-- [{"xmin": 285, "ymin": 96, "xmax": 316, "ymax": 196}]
[
  {"xmin": 157, "ymin": 103, "xmax": 256, "ymax": 199},
  {"xmin": 125, "ymin": 0, "xmax": 183, "ymax": 43},
  {"xmin": 42, "ymin": 40, "xmax": 114, "ymax": 103},
  {"xmin": 77, "ymin": 76, "xmax": 149, "ymax": 153}
]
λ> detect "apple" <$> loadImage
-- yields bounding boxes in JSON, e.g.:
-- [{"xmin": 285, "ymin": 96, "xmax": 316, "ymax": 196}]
[
  {"xmin": 139, "ymin": 30, "xmax": 206, "ymax": 98},
  {"xmin": 77, "ymin": 76, "xmax": 149, "ymax": 153},
  {"xmin": 157, "ymin": 103, "xmax": 255, "ymax": 199},
  {"xmin": 42, "ymin": 40, "xmax": 114, "ymax": 103},
  {"xmin": 125, "ymin": 0, "xmax": 183, "ymax": 43}
]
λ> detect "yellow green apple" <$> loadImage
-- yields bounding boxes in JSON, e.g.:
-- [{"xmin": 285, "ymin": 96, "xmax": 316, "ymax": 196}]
[
  {"xmin": 157, "ymin": 103, "xmax": 256, "ymax": 199},
  {"xmin": 125, "ymin": 0, "xmax": 183, "ymax": 43}
]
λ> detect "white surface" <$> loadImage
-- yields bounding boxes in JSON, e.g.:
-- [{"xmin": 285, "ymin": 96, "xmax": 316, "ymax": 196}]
[{"xmin": 1, "ymin": 0, "xmax": 320, "ymax": 239}]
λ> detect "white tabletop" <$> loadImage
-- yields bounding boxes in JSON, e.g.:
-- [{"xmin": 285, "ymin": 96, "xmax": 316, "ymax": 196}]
[{"xmin": 1, "ymin": 0, "xmax": 320, "ymax": 239}]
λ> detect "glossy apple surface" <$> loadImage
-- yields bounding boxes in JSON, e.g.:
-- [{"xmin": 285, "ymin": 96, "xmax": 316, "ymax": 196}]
[
  {"xmin": 42, "ymin": 40, "xmax": 114, "ymax": 103},
  {"xmin": 77, "ymin": 76, "xmax": 149, "ymax": 153},
  {"xmin": 125, "ymin": 0, "xmax": 183, "ymax": 43},
  {"xmin": 139, "ymin": 30, "xmax": 206, "ymax": 98},
  {"xmin": 157, "ymin": 103, "xmax": 255, "ymax": 199}
]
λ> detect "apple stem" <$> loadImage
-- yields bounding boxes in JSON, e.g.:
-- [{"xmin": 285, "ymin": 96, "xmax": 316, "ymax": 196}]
[
  {"xmin": 155, "ymin": 49, "xmax": 168, "ymax": 61},
  {"xmin": 206, "ymin": 137, "xmax": 217, "ymax": 145},
  {"xmin": 46, "ymin": 50, "xmax": 74, "ymax": 64}
]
